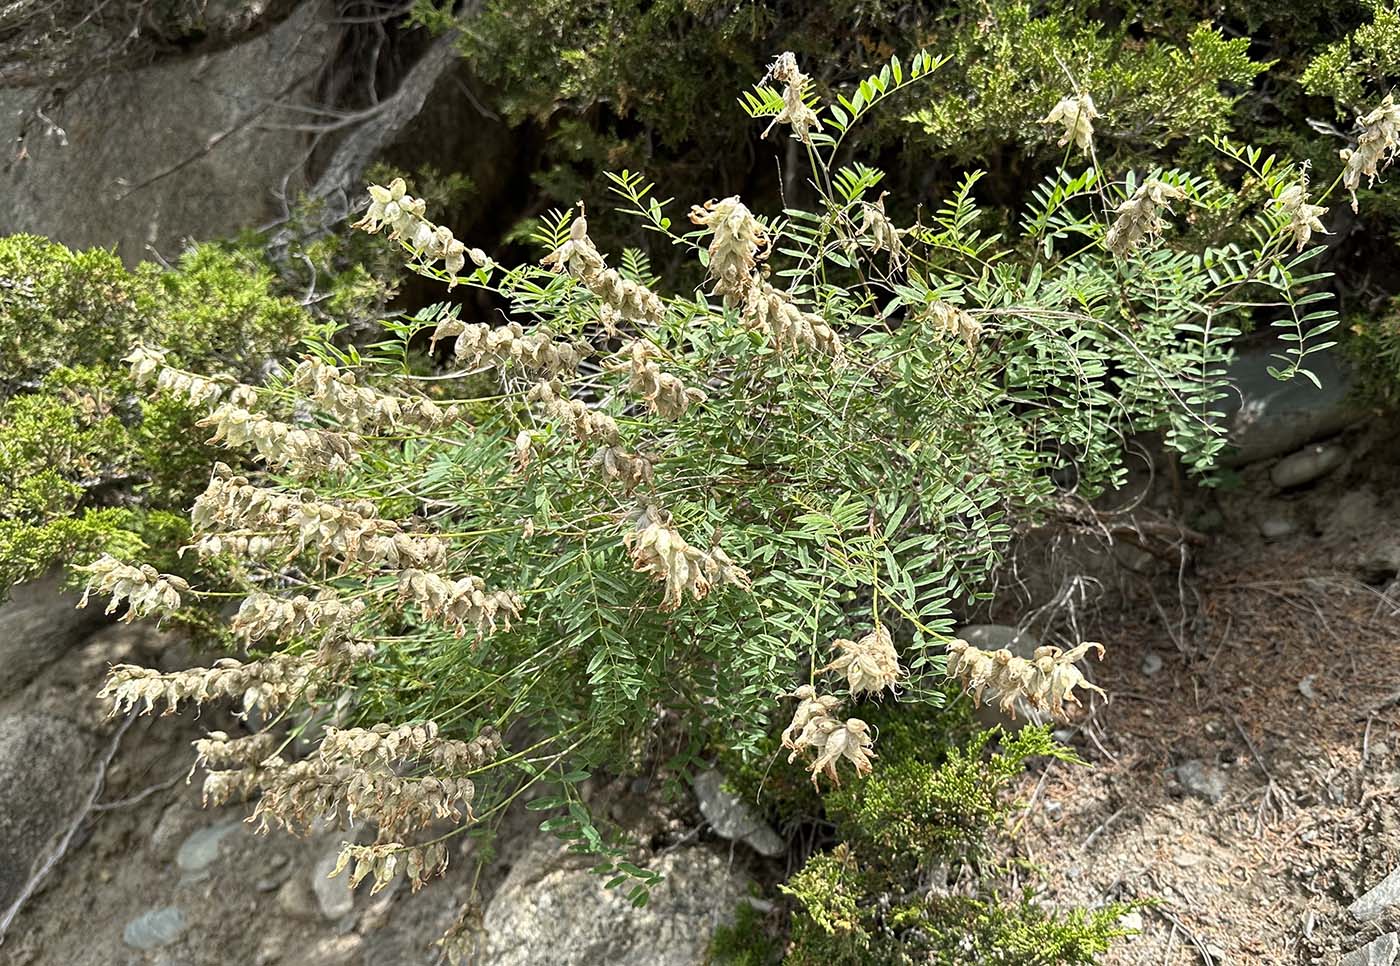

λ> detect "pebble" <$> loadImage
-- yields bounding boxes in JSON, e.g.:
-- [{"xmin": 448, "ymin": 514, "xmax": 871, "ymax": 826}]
[
  {"xmin": 1174, "ymin": 852, "xmax": 1204, "ymax": 868},
  {"xmin": 1141, "ymin": 653, "xmax": 1163, "ymax": 676},
  {"xmin": 692, "ymin": 769, "xmax": 786, "ymax": 857},
  {"xmin": 1299, "ymin": 675, "xmax": 1319, "ymax": 700},
  {"xmin": 1259, "ymin": 516, "xmax": 1297, "ymax": 540},
  {"xmin": 175, "ymin": 821, "xmax": 240, "ymax": 873},
  {"xmin": 1177, "ymin": 759, "xmax": 1228, "ymax": 804},
  {"xmin": 1270, "ymin": 443, "xmax": 1346, "ymax": 489},
  {"xmin": 123, "ymin": 906, "xmax": 187, "ymax": 950},
  {"xmin": 1043, "ymin": 800, "xmax": 1062, "ymax": 821},
  {"xmin": 1119, "ymin": 910, "xmax": 1143, "ymax": 932}
]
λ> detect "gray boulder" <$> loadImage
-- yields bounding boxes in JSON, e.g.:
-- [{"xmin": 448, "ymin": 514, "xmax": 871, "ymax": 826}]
[
  {"xmin": 0, "ymin": 1, "xmax": 336, "ymax": 263},
  {"xmin": 1220, "ymin": 344, "xmax": 1364, "ymax": 466},
  {"xmin": 0, "ymin": 570, "xmax": 107, "ymax": 701},
  {"xmin": 482, "ymin": 839, "xmax": 750, "ymax": 966},
  {"xmin": 0, "ymin": 712, "xmax": 95, "ymax": 909}
]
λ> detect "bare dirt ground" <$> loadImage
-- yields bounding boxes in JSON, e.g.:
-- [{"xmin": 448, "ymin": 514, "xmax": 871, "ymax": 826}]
[{"xmin": 1010, "ymin": 432, "xmax": 1400, "ymax": 964}]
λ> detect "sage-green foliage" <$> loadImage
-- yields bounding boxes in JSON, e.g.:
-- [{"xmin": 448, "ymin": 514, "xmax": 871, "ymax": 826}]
[
  {"xmin": 0, "ymin": 235, "xmax": 311, "ymax": 594},
  {"xmin": 770, "ymin": 727, "xmax": 1128, "ymax": 966}
]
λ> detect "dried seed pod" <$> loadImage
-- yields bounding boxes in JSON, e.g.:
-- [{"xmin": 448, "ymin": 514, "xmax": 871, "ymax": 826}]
[
  {"xmin": 1041, "ymin": 92, "xmax": 1100, "ymax": 154},
  {"xmin": 617, "ymin": 341, "xmax": 706, "ymax": 419},
  {"xmin": 1342, "ymin": 95, "xmax": 1400, "ymax": 212},
  {"xmin": 199, "ymin": 403, "xmax": 361, "ymax": 474},
  {"xmin": 290, "ymin": 359, "xmax": 458, "ymax": 432},
  {"xmin": 820, "ymin": 626, "xmax": 902, "ymax": 697},
  {"xmin": 396, "ymin": 568, "xmax": 523, "ymax": 638},
  {"xmin": 623, "ymin": 504, "xmax": 751, "ymax": 611},
  {"xmin": 540, "ymin": 212, "xmax": 665, "ymax": 323},
  {"xmin": 763, "ymin": 51, "xmax": 820, "ymax": 144},
  {"xmin": 77, "ymin": 555, "xmax": 189, "ymax": 622},
  {"xmin": 689, "ymin": 196, "xmax": 768, "ymax": 304},
  {"xmin": 945, "ymin": 638, "xmax": 1106, "ymax": 720},
  {"xmin": 925, "ymin": 301, "xmax": 981, "ymax": 347},
  {"xmin": 1270, "ymin": 172, "xmax": 1329, "ymax": 252},
  {"xmin": 1104, "ymin": 179, "xmax": 1185, "ymax": 257}
]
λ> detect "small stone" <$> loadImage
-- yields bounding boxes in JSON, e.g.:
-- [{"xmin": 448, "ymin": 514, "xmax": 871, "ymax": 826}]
[
  {"xmin": 1119, "ymin": 910, "xmax": 1143, "ymax": 932},
  {"xmin": 1360, "ymin": 541, "xmax": 1400, "ymax": 585},
  {"xmin": 313, "ymin": 844, "xmax": 356, "ymax": 920},
  {"xmin": 1259, "ymin": 516, "xmax": 1297, "ymax": 540},
  {"xmin": 1299, "ymin": 675, "xmax": 1319, "ymax": 700},
  {"xmin": 123, "ymin": 906, "xmax": 187, "ymax": 950},
  {"xmin": 1052, "ymin": 728, "xmax": 1075, "ymax": 743},
  {"xmin": 1341, "ymin": 933, "xmax": 1399, "ymax": 966},
  {"xmin": 1370, "ymin": 740, "xmax": 1391, "ymax": 760},
  {"xmin": 175, "ymin": 820, "xmax": 239, "ymax": 873},
  {"xmin": 1206, "ymin": 943, "xmax": 1227, "ymax": 960},
  {"xmin": 1174, "ymin": 852, "xmax": 1204, "ymax": 868},
  {"xmin": 693, "ymin": 769, "xmax": 785, "ymax": 857},
  {"xmin": 1351, "ymin": 866, "xmax": 1400, "ymax": 922},
  {"xmin": 1043, "ymin": 800, "xmax": 1062, "ymax": 821},
  {"xmin": 276, "ymin": 875, "xmax": 322, "ymax": 921},
  {"xmin": 1270, "ymin": 443, "xmax": 1346, "ymax": 489},
  {"xmin": 1177, "ymin": 759, "xmax": 1227, "ymax": 804},
  {"xmin": 1141, "ymin": 653, "xmax": 1163, "ymax": 676}
]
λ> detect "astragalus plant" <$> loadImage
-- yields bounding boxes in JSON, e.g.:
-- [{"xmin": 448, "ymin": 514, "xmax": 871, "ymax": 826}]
[{"xmin": 83, "ymin": 49, "xmax": 1341, "ymax": 922}]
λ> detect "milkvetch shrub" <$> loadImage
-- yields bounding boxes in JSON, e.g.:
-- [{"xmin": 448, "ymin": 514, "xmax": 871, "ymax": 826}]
[{"xmin": 79, "ymin": 48, "xmax": 1353, "ymax": 942}]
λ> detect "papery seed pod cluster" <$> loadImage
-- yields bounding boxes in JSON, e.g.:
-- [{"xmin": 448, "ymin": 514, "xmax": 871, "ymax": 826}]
[
  {"xmin": 100, "ymin": 647, "xmax": 372, "ymax": 717},
  {"xmin": 320, "ymin": 722, "xmax": 501, "ymax": 773},
  {"xmin": 396, "ymin": 569, "xmax": 523, "ymax": 639},
  {"xmin": 1271, "ymin": 174, "xmax": 1329, "ymax": 252},
  {"xmin": 231, "ymin": 591, "xmax": 367, "ymax": 644},
  {"xmin": 859, "ymin": 193, "xmax": 905, "ymax": 267},
  {"xmin": 618, "ymin": 341, "xmax": 706, "ymax": 419},
  {"xmin": 590, "ymin": 445, "xmax": 654, "ymax": 493},
  {"xmin": 193, "ymin": 731, "xmax": 281, "ymax": 771},
  {"xmin": 780, "ymin": 685, "xmax": 875, "ymax": 786},
  {"xmin": 763, "ymin": 51, "xmax": 820, "ymax": 144},
  {"xmin": 945, "ymin": 639, "xmax": 1106, "ymax": 720},
  {"xmin": 192, "ymin": 466, "xmax": 449, "ymax": 572},
  {"xmin": 624, "ymin": 504, "xmax": 751, "ymax": 611},
  {"xmin": 199, "ymin": 403, "xmax": 361, "ymax": 474},
  {"xmin": 527, "ymin": 380, "xmax": 620, "ymax": 446},
  {"xmin": 540, "ymin": 212, "xmax": 665, "ymax": 324},
  {"xmin": 1342, "ymin": 95, "xmax": 1400, "ymax": 213},
  {"xmin": 197, "ymin": 722, "xmax": 500, "ymax": 891},
  {"xmin": 689, "ymin": 197, "xmax": 768, "ymax": 303},
  {"xmin": 77, "ymin": 554, "xmax": 189, "ymax": 622},
  {"xmin": 123, "ymin": 345, "xmax": 168, "ymax": 385},
  {"xmin": 290, "ymin": 359, "xmax": 457, "ymax": 432},
  {"xmin": 1104, "ymin": 179, "xmax": 1186, "ymax": 257},
  {"xmin": 332, "ymin": 841, "xmax": 452, "ymax": 894},
  {"xmin": 354, "ymin": 179, "xmax": 488, "ymax": 283},
  {"xmin": 1041, "ymin": 92, "xmax": 1100, "ymax": 154},
  {"xmin": 740, "ymin": 277, "xmax": 844, "ymax": 358},
  {"xmin": 430, "ymin": 319, "xmax": 586, "ymax": 376},
  {"xmin": 926, "ymin": 301, "xmax": 982, "ymax": 348},
  {"xmin": 820, "ymin": 626, "xmax": 903, "ymax": 697}
]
